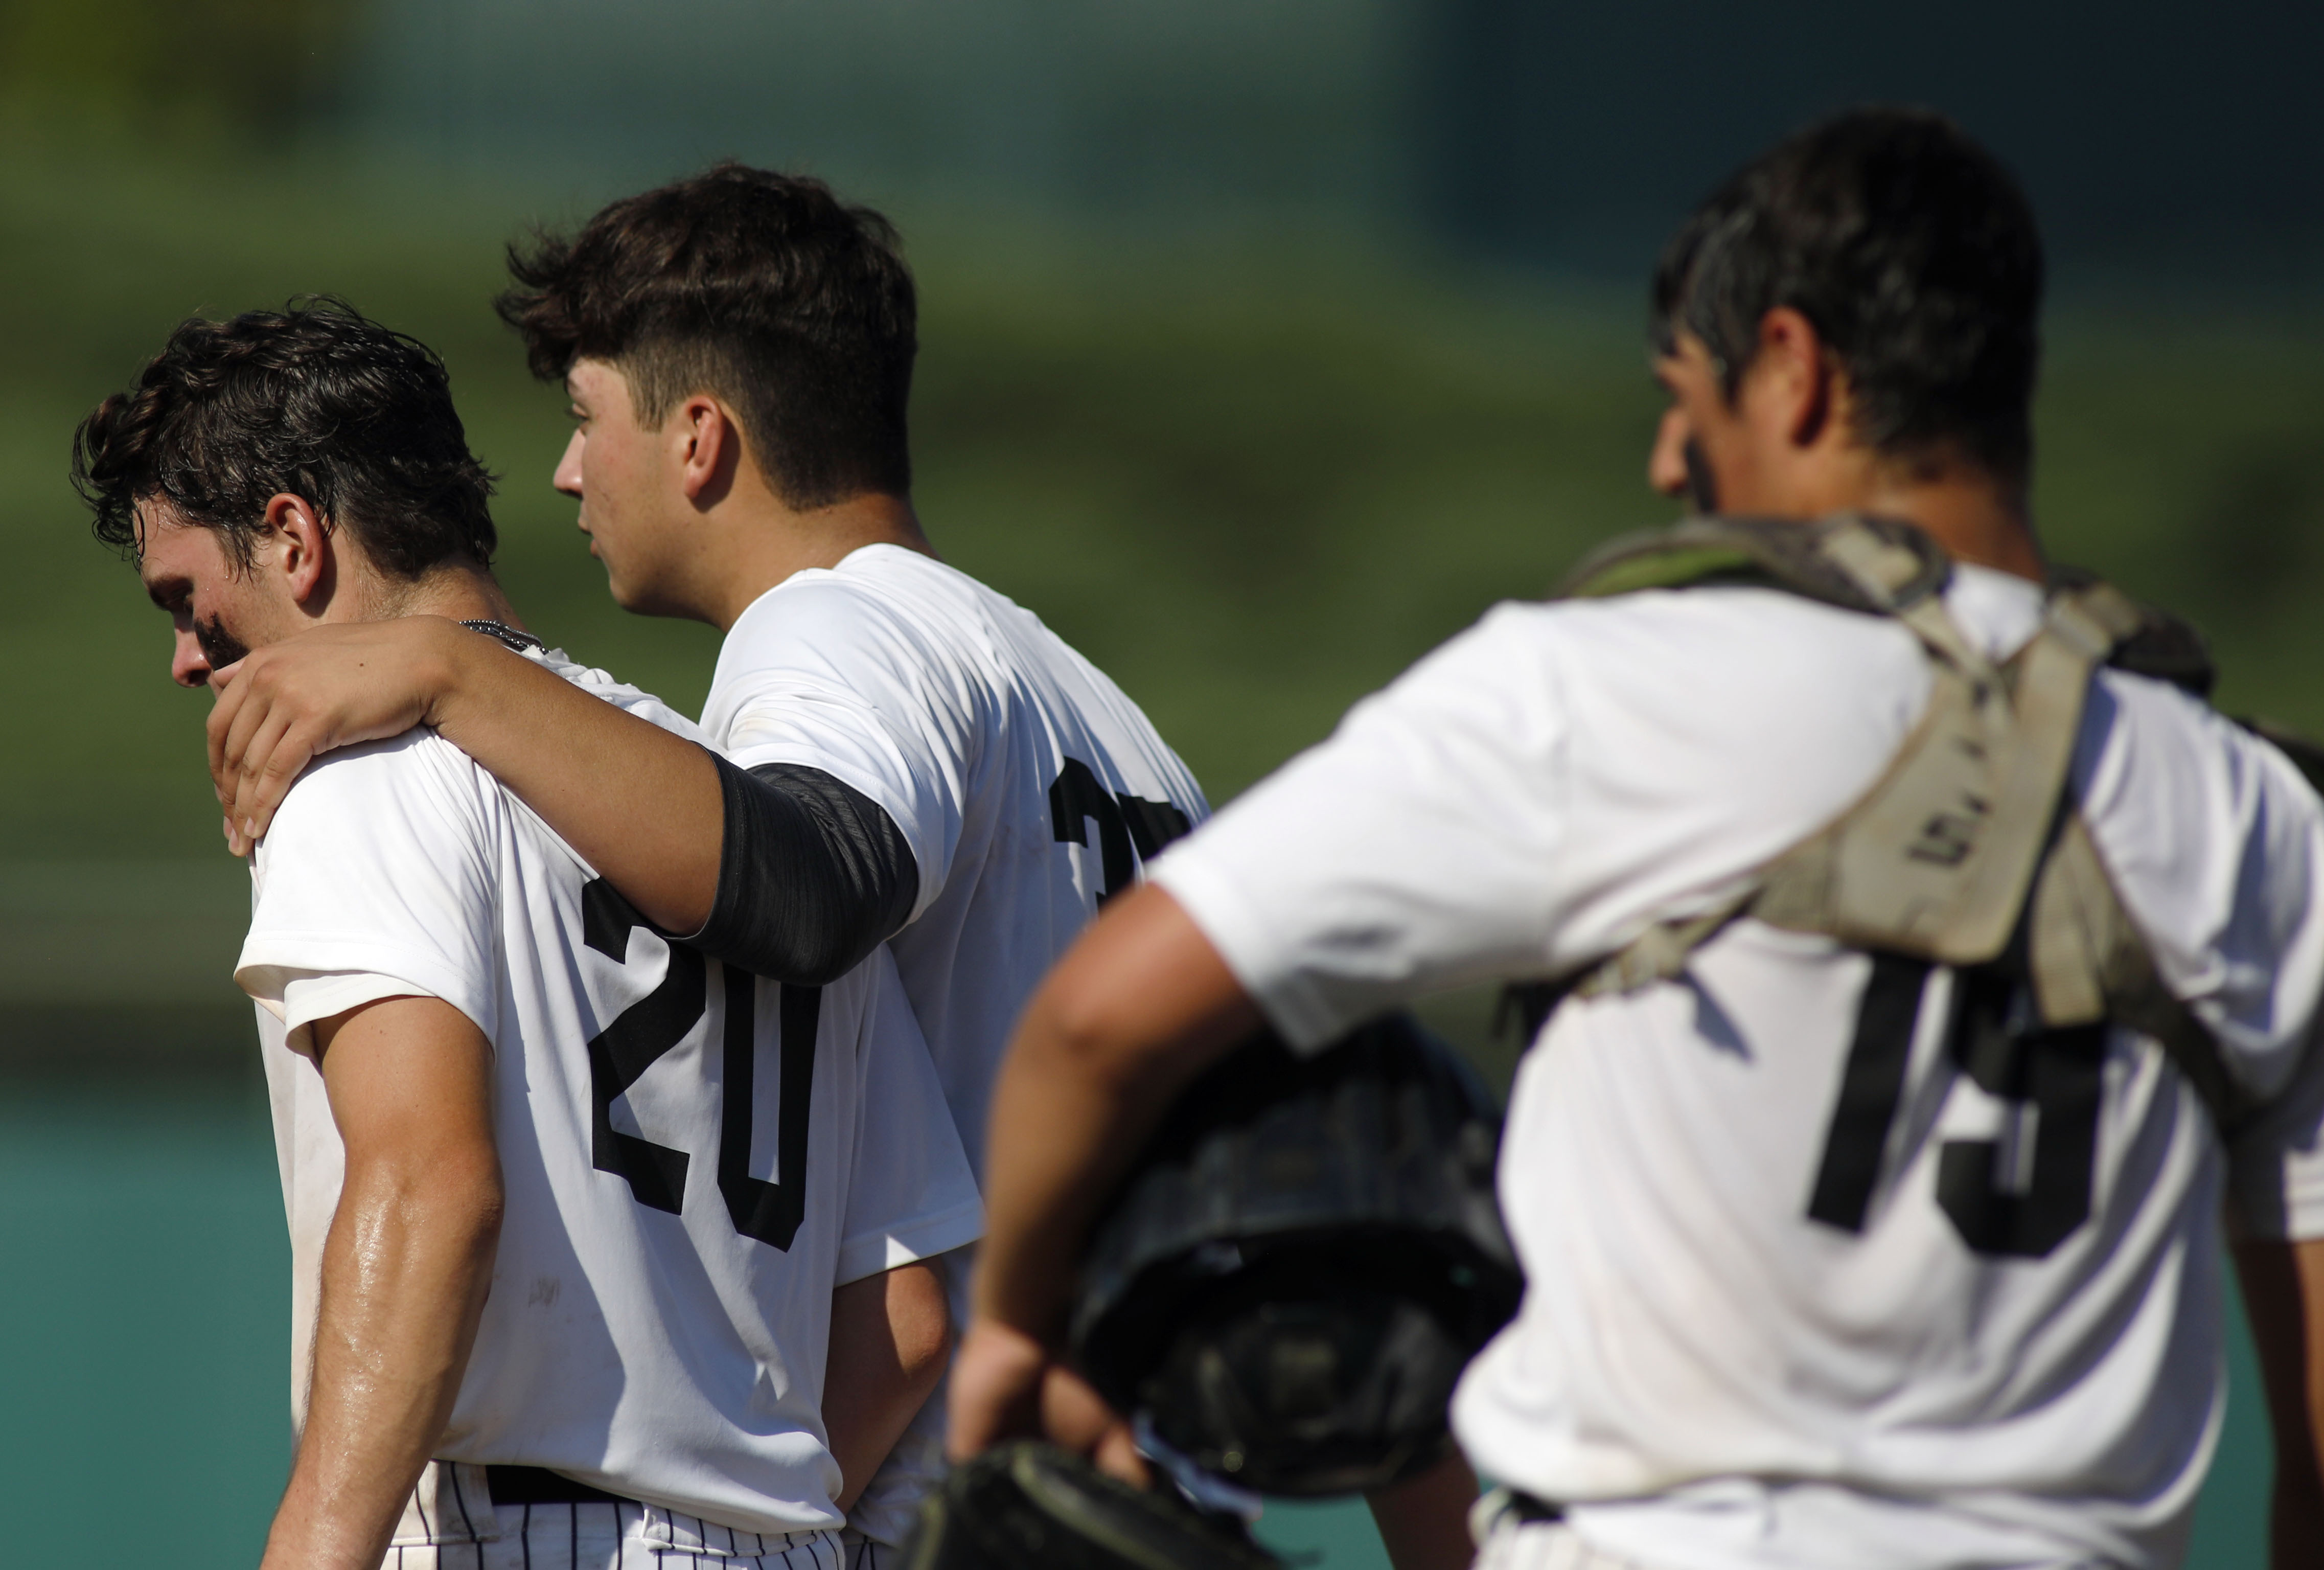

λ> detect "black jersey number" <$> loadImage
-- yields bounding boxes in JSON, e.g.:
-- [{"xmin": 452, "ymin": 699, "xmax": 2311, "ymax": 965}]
[
  {"xmin": 1806, "ymin": 956, "xmax": 2104, "ymax": 1259},
  {"xmin": 581, "ymin": 879, "xmax": 817, "ymax": 1249},
  {"xmin": 1048, "ymin": 758, "xmax": 1192, "ymax": 905}
]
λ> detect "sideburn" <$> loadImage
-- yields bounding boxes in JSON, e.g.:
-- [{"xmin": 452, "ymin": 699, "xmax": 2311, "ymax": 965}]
[{"xmin": 194, "ymin": 613, "xmax": 251, "ymax": 671}]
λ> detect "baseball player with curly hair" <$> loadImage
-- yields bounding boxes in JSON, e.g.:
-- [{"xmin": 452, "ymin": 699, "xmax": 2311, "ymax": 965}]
[{"xmin": 76, "ymin": 301, "xmax": 983, "ymax": 1570}]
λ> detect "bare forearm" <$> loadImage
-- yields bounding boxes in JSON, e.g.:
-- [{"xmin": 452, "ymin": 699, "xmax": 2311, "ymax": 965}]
[
  {"xmin": 825, "ymin": 1260, "xmax": 953, "ymax": 1511},
  {"xmin": 949, "ymin": 889, "xmax": 1258, "ymax": 1473},
  {"xmin": 2235, "ymin": 1239, "xmax": 2324, "ymax": 1569},
  {"xmin": 975, "ymin": 1023, "xmax": 1190, "ymax": 1334},
  {"xmin": 262, "ymin": 1154, "xmax": 501, "ymax": 1570},
  {"xmin": 430, "ymin": 633, "xmax": 723, "ymax": 933},
  {"xmin": 1366, "ymin": 1452, "xmax": 1479, "ymax": 1570},
  {"xmin": 974, "ymin": 886, "xmax": 1258, "ymax": 1338}
]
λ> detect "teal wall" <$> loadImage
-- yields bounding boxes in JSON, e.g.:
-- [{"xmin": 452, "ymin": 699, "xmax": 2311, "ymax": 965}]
[{"xmin": 0, "ymin": 1083, "xmax": 2272, "ymax": 1566}]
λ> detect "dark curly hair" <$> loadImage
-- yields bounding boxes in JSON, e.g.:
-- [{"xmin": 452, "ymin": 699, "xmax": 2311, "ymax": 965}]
[
  {"xmin": 1651, "ymin": 107, "xmax": 2044, "ymax": 486},
  {"xmin": 72, "ymin": 299, "xmax": 498, "ymax": 578},
  {"xmin": 497, "ymin": 162, "xmax": 916, "ymax": 508}
]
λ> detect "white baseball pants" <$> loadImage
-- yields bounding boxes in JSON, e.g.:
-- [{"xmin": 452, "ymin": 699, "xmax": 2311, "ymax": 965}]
[{"xmin": 371, "ymin": 1463, "xmax": 844, "ymax": 1570}]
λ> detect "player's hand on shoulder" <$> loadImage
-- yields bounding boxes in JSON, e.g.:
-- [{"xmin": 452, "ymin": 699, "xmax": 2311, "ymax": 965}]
[
  {"xmin": 948, "ymin": 1315, "xmax": 1149, "ymax": 1487},
  {"xmin": 209, "ymin": 616, "xmax": 468, "ymax": 856}
]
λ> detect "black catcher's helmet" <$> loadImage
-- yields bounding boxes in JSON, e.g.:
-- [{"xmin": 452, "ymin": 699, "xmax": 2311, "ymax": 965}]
[{"xmin": 1069, "ymin": 1013, "xmax": 1520, "ymax": 1497}]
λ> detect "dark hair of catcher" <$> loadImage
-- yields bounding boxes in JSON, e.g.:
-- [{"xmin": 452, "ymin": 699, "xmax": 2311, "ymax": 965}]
[
  {"xmin": 72, "ymin": 297, "xmax": 499, "ymax": 578},
  {"xmin": 1651, "ymin": 105, "xmax": 2044, "ymax": 487},
  {"xmin": 497, "ymin": 161, "xmax": 918, "ymax": 510}
]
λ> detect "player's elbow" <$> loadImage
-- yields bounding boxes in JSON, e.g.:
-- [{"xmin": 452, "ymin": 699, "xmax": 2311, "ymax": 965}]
[
  {"xmin": 1019, "ymin": 887, "xmax": 1234, "ymax": 1099},
  {"xmin": 1022, "ymin": 940, "xmax": 1190, "ymax": 1098},
  {"xmin": 893, "ymin": 1265, "xmax": 956, "ymax": 1390},
  {"xmin": 347, "ymin": 1138, "xmax": 505, "ymax": 1250},
  {"xmin": 1018, "ymin": 962, "xmax": 1146, "ymax": 1094}
]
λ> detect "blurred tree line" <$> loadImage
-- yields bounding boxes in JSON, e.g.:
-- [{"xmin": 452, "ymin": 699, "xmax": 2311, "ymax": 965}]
[{"xmin": 0, "ymin": 0, "xmax": 356, "ymax": 137}]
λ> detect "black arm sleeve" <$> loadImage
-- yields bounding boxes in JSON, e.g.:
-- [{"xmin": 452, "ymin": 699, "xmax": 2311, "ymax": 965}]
[{"xmin": 686, "ymin": 754, "xmax": 921, "ymax": 985}]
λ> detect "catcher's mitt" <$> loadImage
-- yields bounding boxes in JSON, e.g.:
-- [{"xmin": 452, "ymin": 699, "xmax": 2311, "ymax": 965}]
[
  {"xmin": 1071, "ymin": 1012, "xmax": 1520, "ymax": 1496},
  {"xmin": 901, "ymin": 1442, "xmax": 1283, "ymax": 1570}
]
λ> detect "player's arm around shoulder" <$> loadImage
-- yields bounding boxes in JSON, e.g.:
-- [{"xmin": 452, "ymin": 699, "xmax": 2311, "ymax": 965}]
[
  {"xmin": 261, "ymin": 992, "xmax": 502, "ymax": 1570},
  {"xmin": 212, "ymin": 615, "xmax": 725, "ymax": 935}
]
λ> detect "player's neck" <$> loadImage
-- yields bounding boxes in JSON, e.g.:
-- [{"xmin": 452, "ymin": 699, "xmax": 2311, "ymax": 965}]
[
  {"xmin": 1854, "ymin": 465, "xmax": 2044, "ymax": 584},
  {"xmin": 375, "ymin": 560, "xmax": 531, "ymax": 634},
  {"xmin": 1765, "ymin": 446, "xmax": 2044, "ymax": 585},
  {"xmin": 697, "ymin": 490, "xmax": 936, "ymax": 632}
]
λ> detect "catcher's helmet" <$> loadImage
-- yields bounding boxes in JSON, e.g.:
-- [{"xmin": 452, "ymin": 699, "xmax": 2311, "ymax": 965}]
[
  {"xmin": 1069, "ymin": 1013, "xmax": 1520, "ymax": 1497},
  {"xmin": 903, "ymin": 1441, "xmax": 1282, "ymax": 1570}
]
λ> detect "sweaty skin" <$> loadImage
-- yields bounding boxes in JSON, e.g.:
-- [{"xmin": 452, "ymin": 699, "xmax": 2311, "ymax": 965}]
[{"xmin": 260, "ymin": 993, "xmax": 504, "ymax": 1570}]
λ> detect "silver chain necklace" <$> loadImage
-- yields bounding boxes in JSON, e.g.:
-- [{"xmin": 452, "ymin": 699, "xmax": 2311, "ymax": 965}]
[{"xmin": 460, "ymin": 619, "xmax": 544, "ymax": 654}]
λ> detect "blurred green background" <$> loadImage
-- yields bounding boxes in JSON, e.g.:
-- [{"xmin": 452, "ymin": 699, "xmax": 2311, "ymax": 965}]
[{"xmin": 4, "ymin": 0, "xmax": 2320, "ymax": 1563}]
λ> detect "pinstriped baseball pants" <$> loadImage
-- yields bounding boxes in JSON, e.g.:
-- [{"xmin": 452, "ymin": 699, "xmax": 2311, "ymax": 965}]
[
  {"xmin": 375, "ymin": 1463, "xmax": 846, "ymax": 1570},
  {"xmin": 377, "ymin": 1501, "xmax": 844, "ymax": 1570}
]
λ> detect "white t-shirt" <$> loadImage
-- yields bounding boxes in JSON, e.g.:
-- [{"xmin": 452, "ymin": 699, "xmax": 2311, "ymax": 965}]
[
  {"xmin": 1153, "ymin": 567, "xmax": 2324, "ymax": 1570},
  {"xmin": 236, "ymin": 646, "xmax": 983, "ymax": 1542},
  {"xmin": 700, "ymin": 544, "xmax": 1210, "ymax": 1177}
]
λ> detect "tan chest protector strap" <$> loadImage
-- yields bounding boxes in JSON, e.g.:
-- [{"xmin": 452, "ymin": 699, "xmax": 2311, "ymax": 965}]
[
  {"xmin": 2027, "ymin": 814, "xmax": 2249, "ymax": 1128},
  {"xmin": 1554, "ymin": 515, "xmax": 2247, "ymax": 1123},
  {"xmin": 1569, "ymin": 517, "xmax": 2106, "ymax": 977},
  {"xmin": 1570, "ymin": 516, "xmax": 2114, "ymax": 983},
  {"xmin": 1758, "ymin": 572, "xmax": 2118, "ymax": 965}
]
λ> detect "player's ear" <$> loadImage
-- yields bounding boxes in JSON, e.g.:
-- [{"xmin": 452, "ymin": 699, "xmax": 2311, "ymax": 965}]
[
  {"xmin": 263, "ymin": 493, "xmax": 334, "ymax": 608},
  {"xmin": 673, "ymin": 394, "xmax": 739, "ymax": 507},
  {"xmin": 1750, "ymin": 306, "xmax": 1835, "ymax": 450}
]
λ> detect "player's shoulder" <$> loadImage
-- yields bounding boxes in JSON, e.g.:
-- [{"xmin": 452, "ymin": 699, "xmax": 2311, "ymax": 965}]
[
  {"xmin": 261, "ymin": 728, "xmax": 498, "ymax": 872},
  {"xmin": 1395, "ymin": 585, "xmax": 1911, "ymax": 709},
  {"xmin": 716, "ymin": 545, "xmax": 1061, "ymax": 716},
  {"xmin": 759, "ymin": 543, "xmax": 968, "ymax": 619},
  {"xmin": 2088, "ymin": 662, "xmax": 2322, "ymax": 826},
  {"xmin": 719, "ymin": 546, "xmax": 963, "ymax": 673},
  {"xmin": 522, "ymin": 646, "xmax": 708, "ymax": 744},
  {"xmin": 279, "ymin": 727, "xmax": 480, "ymax": 809}
]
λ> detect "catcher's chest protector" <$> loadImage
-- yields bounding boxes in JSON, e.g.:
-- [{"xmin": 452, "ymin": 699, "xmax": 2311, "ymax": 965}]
[{"xmin": 1553, "ymin": 513, "xmax": 2245, "ymax": 1127}]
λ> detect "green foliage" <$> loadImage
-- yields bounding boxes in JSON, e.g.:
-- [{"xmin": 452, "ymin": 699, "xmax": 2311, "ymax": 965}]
[
  {"xmin": 5, "ymin": 151, "xmax": 2324, "ymax": 874},
  {"xmin": 0, "ymin": 0, "xmax": 355, "ymax": 138}
]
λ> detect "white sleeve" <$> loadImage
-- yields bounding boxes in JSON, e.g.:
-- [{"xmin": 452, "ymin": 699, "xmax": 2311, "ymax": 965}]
[
  {"xmin": 833, "ymin": 947, "xmax": 983, "ymax": 1285},
  {"xmin": 2068, "ymin": 677, "xmax": 2324, "ymax": 1241},
  {"xmin": 234, "ymin": 734, "xmax": 502, "ymax": 1049},
  {"xmin": 2079, "ymin": 677, "xmax": 2324, "ymax": 1103},
  {"xmin": 1152, "ymin": 610, "xmax": 1579, "ymax": 1050},
  {"xmin": 710, "ymin": 582, "xmax": 966, "ymax": 923},
  {"xmin": 2183, "ymin": 718, "xmax": 2324, "ymax": 1241}
]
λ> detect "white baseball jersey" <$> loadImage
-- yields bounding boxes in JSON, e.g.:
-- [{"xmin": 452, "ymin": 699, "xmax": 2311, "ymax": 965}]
[
  {"xmin": 700, "ymin": 544, "xmax": 1210, "ymax": 1177},
  {"xmin": 700, "ymin": 544, "xmax": 1206, "ymax": 1545},
  {"xmin": 236, "ymin": 646, "xmax": 983, "ymax": 1544},
  {"xmin": 1153, "ymin": 565, "xmax": 2324, "ymax": 1570}
]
